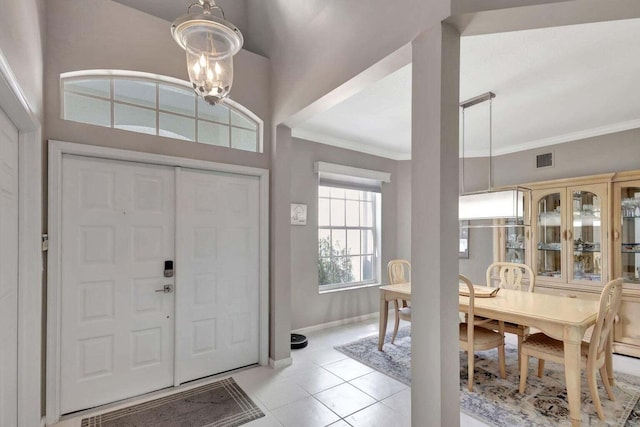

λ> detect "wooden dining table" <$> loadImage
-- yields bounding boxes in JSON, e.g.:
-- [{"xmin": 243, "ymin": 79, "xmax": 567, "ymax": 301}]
[{"xmin": 378, "ymin": 282, "xmax": 603, "ymax": 427}]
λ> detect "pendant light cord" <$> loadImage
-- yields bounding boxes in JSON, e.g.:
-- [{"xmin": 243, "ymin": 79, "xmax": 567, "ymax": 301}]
[
  {"xmin": 459, "ymin": 91, "xmax": 495, "ymax": 194},
  {"xmin": 461, "ymin": 107, "xmax": 466, "ymax": 194},
  {"xmin": 489, "ymin": 96, "xmax": 493, "ymax": 191}
]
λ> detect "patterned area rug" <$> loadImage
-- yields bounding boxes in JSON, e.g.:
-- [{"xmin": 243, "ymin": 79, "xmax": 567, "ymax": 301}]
[
  {"xmin": 81, "ymin": 377, "xmax": 264, "ymax": 427},
  {"xmin": 335, "ymin": 327, "xmax": 640, "ymax": 426}
]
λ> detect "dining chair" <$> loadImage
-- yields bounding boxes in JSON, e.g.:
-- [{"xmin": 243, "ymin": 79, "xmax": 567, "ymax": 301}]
[
  {"xmin": 518, "ymin": 278, "xmax": 623, "ymax": 420},
  {"xmin": 459, "ymin": 274, "xmax": 507, "ymax": 392},
  {"xmin": 484, "ymin": 262, "xmax": 536, "ymax": 368},
  {"xmin": 387, "ymin": 259, "xmax": 411, "ymax": 344}
]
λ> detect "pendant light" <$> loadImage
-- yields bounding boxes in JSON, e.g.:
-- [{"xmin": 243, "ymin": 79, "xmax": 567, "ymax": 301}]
[
  {"xmin": 171, "ymin": 0, "xmax": 243, "ymax": 105},
  {"xmin": 458, "ymin": 92, "xmax": 529, "ymax": 222}
]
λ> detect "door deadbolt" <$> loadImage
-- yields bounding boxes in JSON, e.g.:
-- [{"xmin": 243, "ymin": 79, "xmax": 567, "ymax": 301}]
[
  {"xmin": 155, "ymin": 284, "xmax": 173, "ymax": 293},
  {"xmin": 164, "ymin": 260, "xmax": 174, "ymax": 277}
]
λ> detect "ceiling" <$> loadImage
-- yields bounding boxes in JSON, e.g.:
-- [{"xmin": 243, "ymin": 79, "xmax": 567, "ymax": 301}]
[
  {"xmin": 293, "ymin": 18, "xmax": 640, "ymax": 160},
  {"xmin": 114, "ymin": 0, "xmax": 248, "ymax": 41},
  {"xmin": 110, "ymin": 1, "xmax": 640, "ymax": 160}
]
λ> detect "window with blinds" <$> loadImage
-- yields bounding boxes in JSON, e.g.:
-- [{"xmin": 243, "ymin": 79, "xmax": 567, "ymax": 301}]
[{"xmin": 315, "ymin": 162, "xmax": 389, "ymax": 292}]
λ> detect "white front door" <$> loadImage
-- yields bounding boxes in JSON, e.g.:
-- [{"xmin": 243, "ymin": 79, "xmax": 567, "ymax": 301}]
[
  {"xmin": 60, "ymin": 156, "xmax": 175, "ymax": 414},
  {"xmin": 0, "ymin": 107, "xmax": 19, "ymax": 427},
  {"xmin": 176, "ymin": 169, "xmax": 260, "ymax": 383}
]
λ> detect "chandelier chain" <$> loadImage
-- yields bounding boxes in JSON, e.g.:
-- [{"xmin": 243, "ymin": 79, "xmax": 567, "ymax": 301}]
[{"xmin": 187, "ymin": 1, "xmax": 226, "ymax": 19}]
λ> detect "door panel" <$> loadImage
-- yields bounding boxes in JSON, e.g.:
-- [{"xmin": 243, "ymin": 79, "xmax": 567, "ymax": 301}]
[
  {"xmin": 0, "ymin": 107, "xmax": 19, "ymax": 427},
  {"xmin": 566, "ymin": 183, "xmax": 607, "ymax": 285},
  {"xmin": 532, "ymin": 188, "xmax": 565, "ymax": 282},
  {"xmin": 176, "ymin": 169, "xmax": 260, "ymax": 383},
  {"xmin": 60, "ymin": 156, "xmax": 175, "ymax": 414}
]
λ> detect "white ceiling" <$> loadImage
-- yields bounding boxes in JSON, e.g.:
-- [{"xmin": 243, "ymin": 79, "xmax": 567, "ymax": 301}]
[
  {"xmin": 293, "ymin": 18, "xmax": 640, "ymax": 159},
  {"xmin": 108, "ymin": 2, "xmax": 640, "ymax": 160},
  {"xmin": 291, "ymin": 65, "xmax": 413, "ymax": 160}
]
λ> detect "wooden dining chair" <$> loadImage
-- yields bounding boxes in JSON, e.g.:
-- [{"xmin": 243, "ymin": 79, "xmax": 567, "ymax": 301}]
[
  {"xmin": 387, "ymin": 259, "xmax": 411, "ymax": 344},
  {"xmin": 519, "ymin": 278, "xmax": 623, "ymax": 420},
  {"xmin": 459, "ymin": 274, "xmax": 507, "ymax": 392},
  {"xmin": 484, "ymin": 262, "xmax": 536, "ymax": 368}
]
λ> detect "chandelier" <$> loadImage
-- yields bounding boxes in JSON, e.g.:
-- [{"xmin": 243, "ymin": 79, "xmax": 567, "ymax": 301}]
[
  {"xmin": 458, "ymin": 92, "xmax": 529, "ymax": 222},
  {"xmin": 171, "ymin": 0, "xmax": 243, "ymax": 105}
]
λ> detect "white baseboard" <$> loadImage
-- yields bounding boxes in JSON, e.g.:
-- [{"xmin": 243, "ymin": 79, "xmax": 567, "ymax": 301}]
[
  {"xmin": 269, "ymin": 357, "xmax": 293, "ymax": 369},
  {"xmin": 292, "ymin": 310, "xmax": 390, "ymax": 335}
]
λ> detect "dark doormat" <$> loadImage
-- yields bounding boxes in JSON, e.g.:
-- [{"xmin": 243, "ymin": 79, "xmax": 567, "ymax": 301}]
[{"xmin": 81, "ymin": 377, "xmax": 264, "ymax": 427}]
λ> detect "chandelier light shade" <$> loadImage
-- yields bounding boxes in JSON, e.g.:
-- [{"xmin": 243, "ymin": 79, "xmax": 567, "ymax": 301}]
[
  {"xmin": 171, "ymin": 0, "xmax": 243, "ymax": 105},
  {"xmin": 459, "ymin": 190, "xmax": 524, "ymax": 221}
]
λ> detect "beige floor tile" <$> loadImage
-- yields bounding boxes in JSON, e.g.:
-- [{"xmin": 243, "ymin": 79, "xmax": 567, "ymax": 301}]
[
  {"xmin": 349, "ymin": 371, "xmax": 407, "ymax": 401},
  {"xmin": 314, "ymin": 383, "xmax": 376, "ymax": 418},
  {"xmin": 322, "ymin": 357, "xmax": 374, "ymax": 381},
  {"xmin": 345, "ymin": 402, "xmax": 409, "ymax": 427},
  {"xmin": 270, "ymin": 396, "xmax": 340, "ymax": 427}
]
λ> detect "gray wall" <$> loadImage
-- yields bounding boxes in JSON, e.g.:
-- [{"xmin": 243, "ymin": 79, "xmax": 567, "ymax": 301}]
[
  {"xmin": 45, "ymin": 0, "xmax": 271, "ymax": 170},
  {"xmin": 0, "ymin": 0, "xmax": 46, "ymax": 421},
  {"xmin": 460, "ymin": 127, "xmax": 640, "ymax": 280},
  {"xmin": 0, "ymin": 0, "xmax": 45, "ymax": 120},
  {"xmin": 289, "ymin": 138, "xmax": 398, "ymax": 330},
  {"xmin": 396, "ymin": 160, "xmax": 412, "ymax": 260},
  {"xmin": 44, "ymin": 0, "xmax": 276, "ymax": 358},
  {"xmin": 400, "ymin": 156, "xmax": 491, "ymax": 284},
  {"xmin": 246, "ymin": 0, "xmax": 451, "ymax": 123},
  {"xmin": 459, "ymin": 227, "xmax": 494, "ymax": 284},
  {"xmin": 494, "ymin": 127, "xmax": 640, "ymax": 186}
]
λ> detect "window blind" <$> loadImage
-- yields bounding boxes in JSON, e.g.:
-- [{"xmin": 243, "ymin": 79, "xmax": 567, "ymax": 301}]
[{"xmin": 314, "ymin": 161, "xmax": 391, "ymax": 193}]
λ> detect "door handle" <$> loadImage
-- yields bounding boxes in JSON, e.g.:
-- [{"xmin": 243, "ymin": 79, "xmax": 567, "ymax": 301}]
[{"xmin": 155, "ymin": 284, "xmax": 173, "ymax": 293}]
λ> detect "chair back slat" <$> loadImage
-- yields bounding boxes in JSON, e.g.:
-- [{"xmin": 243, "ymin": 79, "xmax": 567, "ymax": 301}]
[
  {"xmin": 590, "ymin": 278, "xmax": 623, "ymax": 363},
  {"xmin": 388, "ymin": 259, "xmax": 411, "ymax": 285},
  {"xmin": 486, "ymin": 262, "xmax": 535, "ymax": 292}
]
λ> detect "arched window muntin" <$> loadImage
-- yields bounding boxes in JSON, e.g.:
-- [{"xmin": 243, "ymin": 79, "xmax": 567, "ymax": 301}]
[{"xmin": 60, "ymin": 70, "xmax": 263, "ymax": 153}]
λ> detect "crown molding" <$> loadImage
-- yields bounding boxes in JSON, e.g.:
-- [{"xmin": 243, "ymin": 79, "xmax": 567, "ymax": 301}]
[
  {"xmin": 291, "ymin": 128, "xmax": 410, "ymax": 160},
  {"xmin": 462, "ymin": 118, "xmax": 640, "ymax": 158}
]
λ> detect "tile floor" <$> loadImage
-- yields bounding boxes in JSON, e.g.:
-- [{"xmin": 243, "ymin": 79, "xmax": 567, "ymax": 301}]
[{"xmin": 53, "ymin": 317, "xmax": 640, "ymax": 427}]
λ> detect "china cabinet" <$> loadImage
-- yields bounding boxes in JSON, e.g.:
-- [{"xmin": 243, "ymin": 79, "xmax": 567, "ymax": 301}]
[
  {"xmin": 494, "ymin": 220, "xmax": 530, "ymax": 266},
  {"xmin": 531, "ymin": 182, "xmax": 608, "ymax": 292},
  {"xmin": 486, "ymin": 171, "xmax": 640, "ymax": 357},
  {"xmin": 611, "ymin": 176, "xmax": 640, "ymax": 357}
]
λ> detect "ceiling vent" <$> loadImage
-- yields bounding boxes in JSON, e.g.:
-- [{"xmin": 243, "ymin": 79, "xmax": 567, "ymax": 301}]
[{"xmin": 536, "ymin": 152, "xmax": 553, "ymax": 168}]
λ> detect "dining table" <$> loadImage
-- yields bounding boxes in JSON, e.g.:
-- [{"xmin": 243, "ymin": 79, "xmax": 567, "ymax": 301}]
[{"xmin": 378, "ymin": 282, "xmax": 604, "ymax": 427}]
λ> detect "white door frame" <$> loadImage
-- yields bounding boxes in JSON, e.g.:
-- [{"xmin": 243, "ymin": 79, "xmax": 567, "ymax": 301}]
[
  {"xmin": 47, "ymin": 140, "xmax": 269, "ymax": 424},
  {"xmin": 0, "ymin": 52, "xmax": 43, "ymax": 427}
]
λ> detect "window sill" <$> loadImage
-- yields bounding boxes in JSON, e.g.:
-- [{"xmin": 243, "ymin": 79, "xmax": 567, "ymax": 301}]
[{"xmin": 319, "ymin": 282, "xmax": 381, "ymax": 294}]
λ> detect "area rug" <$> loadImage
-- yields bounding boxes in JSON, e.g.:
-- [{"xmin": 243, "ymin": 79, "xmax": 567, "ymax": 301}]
[
  {"xmin": 81, "ymin": 377, "xmax": 264, "ymax": 427},
  {"xmin": 335, "ymin": 326, "xmax": 640, "ymax": 426}
]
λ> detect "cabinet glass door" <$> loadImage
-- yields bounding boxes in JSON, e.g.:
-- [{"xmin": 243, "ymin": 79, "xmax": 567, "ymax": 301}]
[
  {"xmin": 619, "ymin": 186, "xmax": 640, "ymax": 283},
  {"xmin": 570, "ymin": 190, "xmax": 602, "ymax": 283},
  {"xmin": 536, "ymin": 192, "xmax": 562, "ymax": 279},
  {"xmin": 504, "ymin": 218, "xmax": 526, "ymax": 264}
]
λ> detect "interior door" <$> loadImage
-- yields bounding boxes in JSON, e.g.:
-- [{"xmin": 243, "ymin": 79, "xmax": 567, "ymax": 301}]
[
  {"xmin": 60, "ymin": 155, "xmax": 175, "ymax": 414},
  {"xmin": 0, "ymin": 107, "xmax": 19, "ymax": 427},
  {"xmin": 176, "ymin": 168, "xmax": 260, "ymax": 383}
]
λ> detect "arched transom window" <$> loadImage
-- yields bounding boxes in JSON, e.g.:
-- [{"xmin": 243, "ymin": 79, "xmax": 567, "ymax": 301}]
[{"xmin": 60, "ymin": 70, "xmax": 263, "ymax": 152}]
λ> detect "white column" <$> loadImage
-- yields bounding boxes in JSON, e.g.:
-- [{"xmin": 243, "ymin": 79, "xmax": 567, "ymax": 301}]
[
  {"xmin": 270, "ymin": 124, "xmax": 293, "ymax": 365},
  {"xmin": 411, "ymin": 22, "xmax": 461, "ymax": 426}
]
